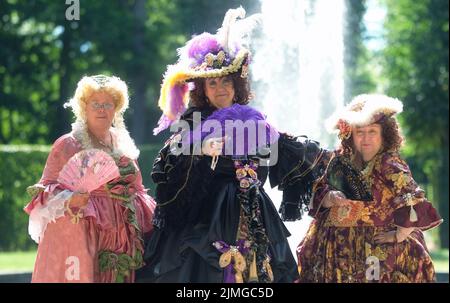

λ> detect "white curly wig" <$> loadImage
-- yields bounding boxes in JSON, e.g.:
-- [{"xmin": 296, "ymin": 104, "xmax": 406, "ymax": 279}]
[
  {"xmin": 64, "ymin": 75, "xmax": 129, "ymax": 126},
  {"xmin": 64, "ymin": 75, "xmax": 139, "ymax": 159}
]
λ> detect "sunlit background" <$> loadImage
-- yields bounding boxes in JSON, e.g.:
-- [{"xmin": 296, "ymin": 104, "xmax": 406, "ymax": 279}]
[{"xmin": 0, "ymin": 0, "xmax": 448, "ymax": 282}]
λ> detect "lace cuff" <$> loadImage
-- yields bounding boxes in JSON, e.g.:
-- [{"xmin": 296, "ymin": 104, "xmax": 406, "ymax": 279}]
[{"xmin": 28, "ymin": 189, "xmax": 73, "ymax": 243}]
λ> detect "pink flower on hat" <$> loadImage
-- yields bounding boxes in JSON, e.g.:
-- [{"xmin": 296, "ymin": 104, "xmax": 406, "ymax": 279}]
[{"xmin": 337, "ymin": 119, "xmax": 352, "ymax": 140}]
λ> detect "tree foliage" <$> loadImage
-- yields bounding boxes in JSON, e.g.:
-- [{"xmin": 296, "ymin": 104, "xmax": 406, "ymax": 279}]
[
  {"xmin": 382, "ymin": 0, "xmax": 449, "ymax": 247},
  {"xmin": 0, "ymin": 0, "xmax": 256, "ymax": 144}
]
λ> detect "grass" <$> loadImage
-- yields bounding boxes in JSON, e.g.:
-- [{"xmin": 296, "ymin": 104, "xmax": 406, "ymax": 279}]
[
  {"xmin": 0, "ymin": 251, "xmax": 36, "ymax": 272},
  {"xmin": 430, "ymin": 249, "xmax": 449, "ymax": 273},
  {"xmin": 0, "ymin": 249, "xmax": 447, "ymax": 273}
]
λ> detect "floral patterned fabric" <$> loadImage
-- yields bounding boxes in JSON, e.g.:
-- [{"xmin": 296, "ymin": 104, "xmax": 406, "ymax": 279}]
[{"xmin": 297, "ymin": 151, "xmax": 442, "ymax": 283}]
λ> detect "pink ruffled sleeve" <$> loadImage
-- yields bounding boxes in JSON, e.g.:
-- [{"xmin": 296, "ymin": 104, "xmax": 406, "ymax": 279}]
[
  {"xmin": 133, "ymin": 161, "xmax": 156, "ymax": 235},
  {"xmin": 24, "ymin": 134, "xmax": 81, "ymax": 214}
]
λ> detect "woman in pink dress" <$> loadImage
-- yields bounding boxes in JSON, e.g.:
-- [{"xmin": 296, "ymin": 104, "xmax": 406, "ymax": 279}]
[{"xmin": 24, "ymin": 75, "xmax": 156, "ymax": 283}]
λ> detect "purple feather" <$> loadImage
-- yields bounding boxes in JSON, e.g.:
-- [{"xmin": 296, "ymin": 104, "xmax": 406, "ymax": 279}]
[
  {"xmin": 169, "ymin": 83, "xmax": 189, "ymax": 116},
  {"xmin": 153, "ymin": 83, "xmax": 189, "ymax": 135},
  {"xmin": 153, "ymin": 114, "xmax": 172, "ymax": 135},
  {"xmin": 184, "ymin": 104, "xmax": 279, "ymax": 156},
  {"xmin": 181, "ymin": 33, "xmax": 222, "ymax": 66}
]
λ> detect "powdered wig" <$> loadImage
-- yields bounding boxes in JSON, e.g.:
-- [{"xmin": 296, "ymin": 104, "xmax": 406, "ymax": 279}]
[
  {"xmin": 64, "ymin": 75, "xmax": 129, "ymax": 126},
  {"xmin": 65, "ymin": 75, "xmax": 140, "ymax": 159}
]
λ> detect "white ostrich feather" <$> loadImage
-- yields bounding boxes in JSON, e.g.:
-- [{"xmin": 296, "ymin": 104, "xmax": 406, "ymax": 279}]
[{"xmin": 217, "ymin": 7, "xmax": 262, "ymax": 55}]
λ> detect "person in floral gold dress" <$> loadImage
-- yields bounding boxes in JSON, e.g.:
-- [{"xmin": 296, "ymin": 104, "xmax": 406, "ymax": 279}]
[
  {"xmin": 25, "ymin": 75, "xmax": 155, "ymax": 282},
  {"xmin": 297, "ymin": 94, "xmax": 442, "ymax": 283}
]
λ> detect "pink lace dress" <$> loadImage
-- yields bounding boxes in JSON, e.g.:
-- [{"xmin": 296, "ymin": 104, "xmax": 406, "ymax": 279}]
[{"xmin": 25, "ymin": 133, "xmax": 155, "ymax": 282}]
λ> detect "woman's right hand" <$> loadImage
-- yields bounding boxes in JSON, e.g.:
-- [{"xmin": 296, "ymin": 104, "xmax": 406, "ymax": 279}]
[
  {"xmin": 202, "ymin": 137, "xmax": 225, "ymax": 156},
  {"xmin": 322, "ymin": 190, "xmax": 347, "ymax": 208},
  {"xmin": 68, "ymin": 192, "xmax": 90, "ymax": 208}
]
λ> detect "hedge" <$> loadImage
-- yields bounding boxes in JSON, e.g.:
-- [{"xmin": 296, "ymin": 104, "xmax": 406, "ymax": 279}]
[{"xmin": 0, "ymin": 144, "xmax": 160, "ymax": 251}]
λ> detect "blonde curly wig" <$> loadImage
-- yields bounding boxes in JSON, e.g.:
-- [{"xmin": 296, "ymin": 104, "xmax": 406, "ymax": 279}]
[
  {"xmin": 64, "ymin": 75, "xmax": 129, "ymax": 127},
  {"xmin": 64, "ymin": 75, "xmax": 140, "ymax": 159}
]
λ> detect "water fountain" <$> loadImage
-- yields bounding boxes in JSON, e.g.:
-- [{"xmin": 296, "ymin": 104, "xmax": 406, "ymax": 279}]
[{"xmin": 252, "ymin": 0, "xmax": 345, "ymax": 257}]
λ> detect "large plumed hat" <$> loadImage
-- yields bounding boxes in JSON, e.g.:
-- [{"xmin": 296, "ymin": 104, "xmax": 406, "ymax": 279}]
[{"xmin": 154, "ymin": 7, "xmax": 261, "ymax": 135}]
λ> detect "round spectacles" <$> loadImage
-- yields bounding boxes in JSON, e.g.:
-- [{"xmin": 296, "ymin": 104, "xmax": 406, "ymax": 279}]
[{"xmin": 90, "ymin": 102, "xmax": 115, "ymax": 111}]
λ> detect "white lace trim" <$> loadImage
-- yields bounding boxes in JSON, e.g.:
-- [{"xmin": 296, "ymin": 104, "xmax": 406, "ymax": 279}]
[
  {"xmin": 29, "ymin": 120, "xmax": 139, "ymax": 243},
  {"xmin": 28, "ymin": 189, "xmax": 73, "ymax": 244},
  {"xmin": 71, "ymin": 120, "xmax": 139, "ymax": 160}
]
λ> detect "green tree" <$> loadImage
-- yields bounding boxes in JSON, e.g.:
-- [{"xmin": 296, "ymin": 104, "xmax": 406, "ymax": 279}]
[
  {"xmin": 0, "ymin": 0, "xmax": 66, "ymax": 144},
  {"xmin": 1, "ymin": 1, "xmax": 259, "ymax": 145},
  {"xmin": 344, "ymin": 0, "xmax": 376, "ymax": 102},
  {"xmin": 382, "ymin": 0, "xmax": 449, "ymax": 247}
]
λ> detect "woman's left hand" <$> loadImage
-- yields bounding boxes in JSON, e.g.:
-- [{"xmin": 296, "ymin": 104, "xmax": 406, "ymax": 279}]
[{"xmin": 374, "ymin": 231, "xmax": 396, "ymax": 244}]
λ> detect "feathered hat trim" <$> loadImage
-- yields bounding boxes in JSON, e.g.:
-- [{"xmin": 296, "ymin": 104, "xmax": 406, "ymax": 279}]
[
  {"xmin": 153, "ymin": 7, "xmax": 261, "ymax": 135},
  {"xmin": 326, "ymin": 94, "xmax": 404, "ymax": 140}
]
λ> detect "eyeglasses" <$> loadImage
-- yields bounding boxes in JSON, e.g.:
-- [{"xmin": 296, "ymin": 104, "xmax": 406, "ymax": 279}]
[{"xmin": 89, "ymin": 102, "xmax": 115, "ymax": 111}]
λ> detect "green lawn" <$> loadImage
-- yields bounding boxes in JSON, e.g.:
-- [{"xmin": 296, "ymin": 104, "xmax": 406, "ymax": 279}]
[
  {"xmin": 0, "ymin": 251, "xmax": 36, "ymax": 272},
  {"xmin": 0, "ymin": 249, "xmax": 448, "ymax": 273},
  {"xmin": 431, "ymin": 249, "xmax": 449, "ymax": 273}
]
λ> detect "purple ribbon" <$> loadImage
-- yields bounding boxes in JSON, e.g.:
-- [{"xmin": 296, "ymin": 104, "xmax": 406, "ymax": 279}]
[{"xmin": 213, "ymin": 239, "xmax": 250, "ymax": 283}]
